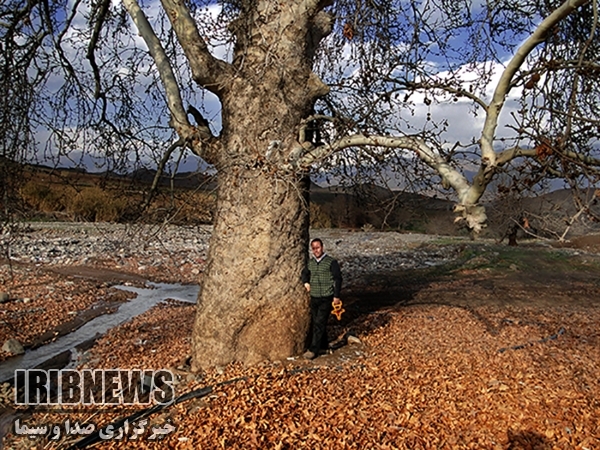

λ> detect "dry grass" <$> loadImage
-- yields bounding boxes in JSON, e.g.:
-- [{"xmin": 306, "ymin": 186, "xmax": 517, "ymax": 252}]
[{"xmin": 18, "ymin": 177, "xmax": 216, "ymax": 225}]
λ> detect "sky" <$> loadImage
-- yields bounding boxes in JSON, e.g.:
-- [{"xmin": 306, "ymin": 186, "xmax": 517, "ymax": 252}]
[{"xmin": 24, "ymin": 0, "xmax": 555, "ymax": 192}]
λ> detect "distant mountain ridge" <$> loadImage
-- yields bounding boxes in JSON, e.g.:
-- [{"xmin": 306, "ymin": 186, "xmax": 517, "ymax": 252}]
[
  {"xmin": 310, "ymin": 182, "xmax": 600, "ymax": 238},
  {"xmin": 21, "ymin": 163, "xmax": 217, "ymax": 190},
  {"xmin": 16, "ymin": 162, "xmax": 600, "ymax": 238}
]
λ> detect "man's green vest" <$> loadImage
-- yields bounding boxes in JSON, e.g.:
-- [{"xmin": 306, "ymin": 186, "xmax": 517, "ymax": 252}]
[{"xmin": 307, "ymin": 255, "xmax": 335, "ymax": 297}]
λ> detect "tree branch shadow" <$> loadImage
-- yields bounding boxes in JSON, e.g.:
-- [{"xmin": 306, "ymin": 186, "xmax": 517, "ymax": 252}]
[
  {"xmin": 506, "ymin": 429, "xmax": 552, "ymax": 450},
  {"xmin": 327, "ymin": 254, "xmax": 461, "ymax": 344}
]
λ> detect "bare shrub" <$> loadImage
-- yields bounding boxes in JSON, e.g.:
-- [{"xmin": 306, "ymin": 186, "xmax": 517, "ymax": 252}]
[
  {"xmin": 148, "ymin": 190, "xmax": 215, "ymax": 225},
  {"xmin": 310, "ymin": 203, "xmax": 333, "ymax": 228},
  {"xmin": 68, "ymin": 187, "xmax": 127, "ymax": 222},
  {"xmin": 20, "ymin": 180, "xmax": 73, "ymax": 213}
]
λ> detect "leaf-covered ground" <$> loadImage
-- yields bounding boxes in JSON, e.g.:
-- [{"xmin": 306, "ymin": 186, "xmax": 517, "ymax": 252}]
[
  {"xmin": 0, "ymin": 263, "xmax": 135, "ymax": 361},
  {"xmin": 2, "ymin": 242, "xmax": 600, "ymax": 449}
]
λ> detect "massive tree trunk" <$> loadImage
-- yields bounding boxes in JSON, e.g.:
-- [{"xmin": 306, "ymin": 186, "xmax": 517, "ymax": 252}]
[
  {"xmin": 190, "ymin": 1, "xmax": 330, "ymax": 370},
  {"xmin": 192, "ymin": 168, "xmax": 310, "ymax": 369},
  {"xmin": 190, "ymin": 93, "xmax": 315, "ymax": 369}
]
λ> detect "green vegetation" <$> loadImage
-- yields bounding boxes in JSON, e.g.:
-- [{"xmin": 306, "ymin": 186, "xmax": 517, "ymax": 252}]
[
  {"xmin": 397, "ymin": 219, "xmax": 428, "ymax": 234},
  {"xmin": 453, "ymin": 243, "xmax": 599, "ymax": 275}
]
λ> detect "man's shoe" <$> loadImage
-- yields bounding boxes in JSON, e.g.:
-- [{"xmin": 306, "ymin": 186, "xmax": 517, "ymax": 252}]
[{"xmin": 302, "ymin": 350, "xmax": 316, "ymax": 360}]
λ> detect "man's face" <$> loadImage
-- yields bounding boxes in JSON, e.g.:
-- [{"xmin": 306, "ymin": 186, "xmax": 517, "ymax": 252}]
[{"xmin": 311, "ymin": 241, "xmax": 324, "ymax": 259}]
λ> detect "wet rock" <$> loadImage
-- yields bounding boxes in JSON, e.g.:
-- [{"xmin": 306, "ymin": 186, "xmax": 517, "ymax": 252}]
[{"xmin": 2, "ymin": 339, "xmax": 25, "ymax": 355}]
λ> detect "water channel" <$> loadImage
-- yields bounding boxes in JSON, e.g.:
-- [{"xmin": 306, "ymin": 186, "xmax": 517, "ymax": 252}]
[{"xmin": 0, "ymin": 283, "xmax": 199, "ymax": 383}]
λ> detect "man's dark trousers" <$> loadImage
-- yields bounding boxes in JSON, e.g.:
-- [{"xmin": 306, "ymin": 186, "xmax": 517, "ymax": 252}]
[{"xmin": 309, "ymin": 295, "xmax": 333, "ymax": 353}]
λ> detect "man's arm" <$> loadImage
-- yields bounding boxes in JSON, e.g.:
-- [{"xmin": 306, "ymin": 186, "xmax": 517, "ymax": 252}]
[
  {"xmin": 331, "ymin": 259, "xmax": 342, "ymax": 298},
  {"xmin": 301, "ymin": 267, "xmax": 310, "ymax": 284},
  {"xmin": 301, "ymin": 267, "xmax": 311, "ymax": 292}
]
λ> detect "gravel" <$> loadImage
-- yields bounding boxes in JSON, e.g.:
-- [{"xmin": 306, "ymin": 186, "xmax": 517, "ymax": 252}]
[
  {"xmin": 1, "ymin": 222, "xmax": 212, "ymax": 283},
  {"xmin": 311, "ymin": 229, "xmax": 463, "ymax": 288},
  {"xmin": 2, "ymin": 223, "xmax": 465, "ymax": 286},
  {"xmin": 1, "ymin": 223, "xmax": 467, "ymax": 362}
]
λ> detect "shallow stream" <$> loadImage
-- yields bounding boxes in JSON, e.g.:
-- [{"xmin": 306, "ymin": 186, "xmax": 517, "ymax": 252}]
[{"xmin": 0, "ymin": 283, "xmax": 199, "ymax": 383}]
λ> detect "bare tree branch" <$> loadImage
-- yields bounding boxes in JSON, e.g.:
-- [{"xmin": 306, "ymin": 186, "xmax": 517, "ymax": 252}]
[
  {"xmin": 480, "ymin": 0, "xmax": 592, "ymax": 167},
  {"xmin": 559, "ymin": 198, "xmax": 592, "ymax": 241},
  {"xmin": 397, "ymin": 80, "xmax": 489, "ymax": 112},
  {"xmin": 496, "ymin": 146, "xmax": 538, "ymax": 165},
  {"xmin": 559, "ymin": 149, "xmax": 600, "ymax": 166},
  {"xmin": 160, "ymin": 0, "xmax": 233, "ymax": 96},
  {"xmin": 122, "ymin": 0, "xmax": 216, "ymax": 162},
  {"xmin": 142, "ymin": 137, "xmax": 185, "ymax": 211},
  {"xmin": 295, "ymin": 134, "xmax": 471, "ymax": 199},
  {"xmin": 52, "ymin": 0, "xmax": 82, "ymax": 79},
  {"xmin": 86, "ymin": 0, "xmax": 111, "ymax": 101},
  {"xmin": 565, "ymin": 0, "xmax": 598, "ymax": 138}
]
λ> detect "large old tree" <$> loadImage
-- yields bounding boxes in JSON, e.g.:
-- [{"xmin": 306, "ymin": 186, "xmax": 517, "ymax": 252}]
[{"xmin": 1, "ymin": 0, "xmax": 599, "ymax": 368}]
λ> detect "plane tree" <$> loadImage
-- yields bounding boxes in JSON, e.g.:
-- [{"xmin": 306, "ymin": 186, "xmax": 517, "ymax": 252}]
[
  {"xmin": 315, "ymin": 0, "xmax": 600, "ymax": 231},
  {"xmin": 1, "ymin": 0, "xmax": 598, "ymax": 369}
]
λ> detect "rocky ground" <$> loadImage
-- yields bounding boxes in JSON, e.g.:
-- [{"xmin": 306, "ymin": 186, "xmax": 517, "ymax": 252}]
[{"xmin": 1, "ymin": 222, "xmax": 600, "ymax": 449}]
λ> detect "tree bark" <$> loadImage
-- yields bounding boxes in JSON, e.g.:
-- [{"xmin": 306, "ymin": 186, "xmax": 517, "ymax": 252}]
[
  {"xmin": 189, "ymin": 1, "xmax": 328, "ymax": 370},
  {"xmin": 191, "ymin": 83, "xmax": 315, "ymax": 368},
  {"xmin": 192, "ymin": 169, "xmax": 310, "ymax": 369}
]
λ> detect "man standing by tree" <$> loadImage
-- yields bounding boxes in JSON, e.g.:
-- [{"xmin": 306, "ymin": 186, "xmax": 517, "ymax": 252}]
[{"xmin": 301, "ymin": 238, "xmax": 342, "ymax": 360}]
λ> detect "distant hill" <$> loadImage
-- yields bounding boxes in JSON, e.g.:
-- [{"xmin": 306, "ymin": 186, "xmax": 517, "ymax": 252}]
[
  {"xmin": 311, "ymin": 183, "xmax": 600, "ymax": 239},
  {"xmin": 128, "ymin": 168, "xmax": 217, "ymax": 190},
  {"xmin": 310, "ymin": 182, "xmax": 457, "ymax": 234},
  {"xmin": 486, "ymin": 188, "xmax": 600, "ymax": 239},
  {"xmin": 20, "ymin": 163, "xmax": 217, "ymax": 191},
  {"xmin": 13, "ymin": 162, "xmax": 600, "ymax": 238}
]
